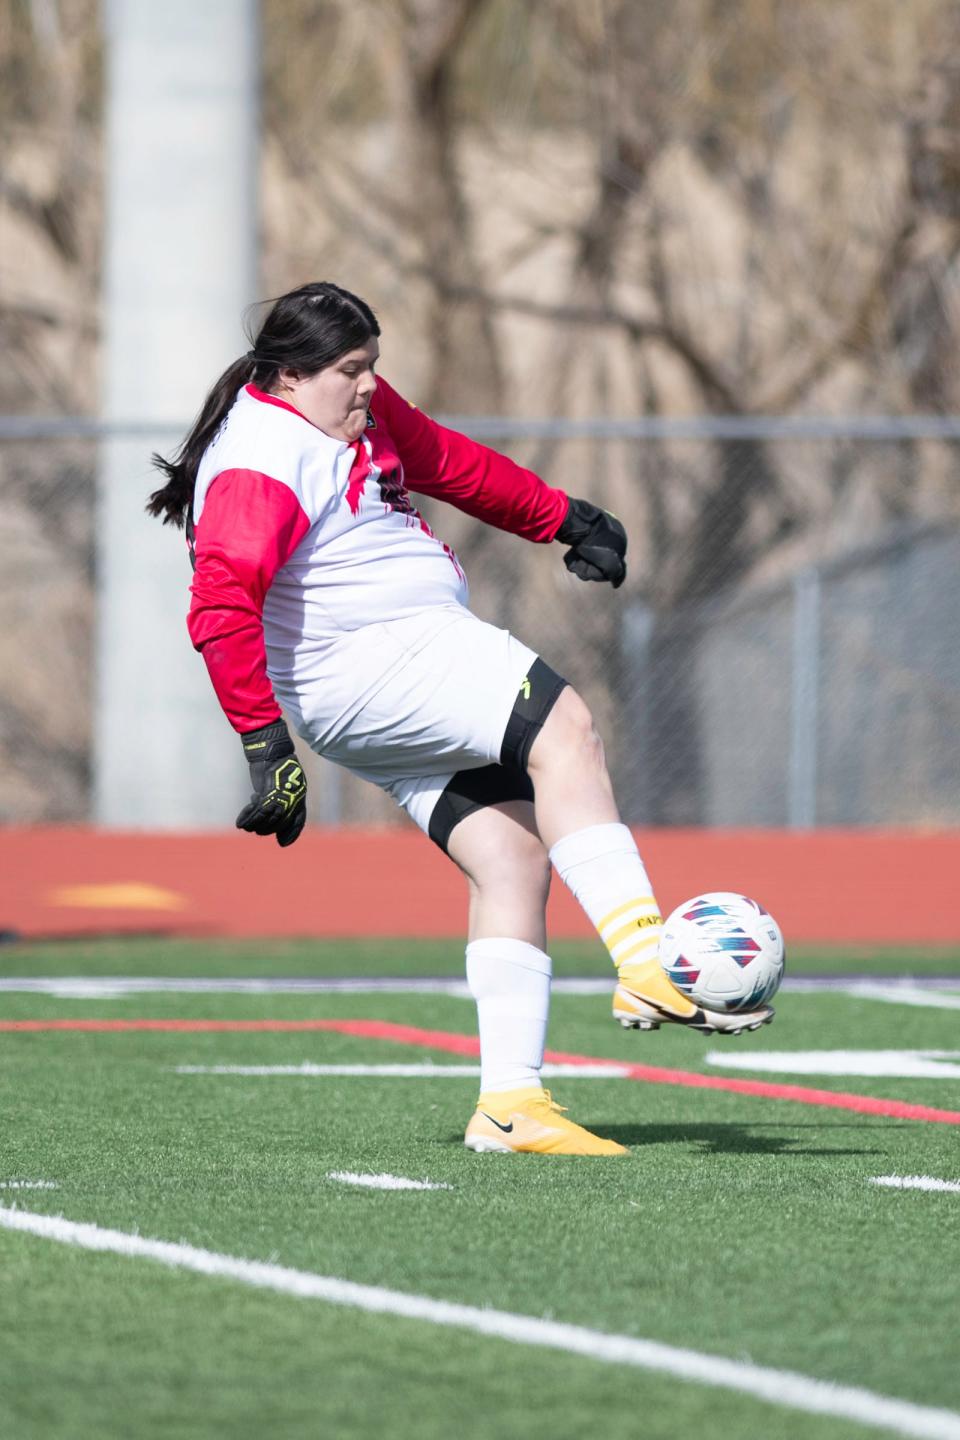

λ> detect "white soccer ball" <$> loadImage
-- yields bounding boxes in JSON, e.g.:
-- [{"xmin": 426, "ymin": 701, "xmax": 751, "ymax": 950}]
[{"xmin": 659, "ymin": 892, "xmax": 785, "ymax": 1014}]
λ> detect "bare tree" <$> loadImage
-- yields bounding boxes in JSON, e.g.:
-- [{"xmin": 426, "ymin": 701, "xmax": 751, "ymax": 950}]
[
  {"xmin": 0, "ymin": 0, "xmax": 101, "ymax": 413},
  {"xmin": 5, "ymin": 0, "xmax": 960, "ymax": 820}
]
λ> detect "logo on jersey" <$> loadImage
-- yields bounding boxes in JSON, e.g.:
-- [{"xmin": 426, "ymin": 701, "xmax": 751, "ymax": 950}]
[
  {"xmin": 346, "ymin": 436, "xmax": 414, "ymax": 518},
  {"xmin": 378, "ymin": 466, "xmax": 414, "ymax": 515}
]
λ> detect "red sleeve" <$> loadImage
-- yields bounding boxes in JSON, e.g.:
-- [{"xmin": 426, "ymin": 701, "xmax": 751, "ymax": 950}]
[
  {"xmin": 187, "ymin": 469, "xmax": 311, "ymax": 733},
  {"xmin": 371, "ymin": 378, "xmax": 569, "ymax": 542}
]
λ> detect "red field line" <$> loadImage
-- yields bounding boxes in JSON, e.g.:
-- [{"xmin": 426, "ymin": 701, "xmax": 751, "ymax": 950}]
[
  {"xmin": 6, "ymin": 1016, "xmax": 960, "ymax": 1125},
  {"xmin": 0, "ymin": 1019, "xmax": 362, "ymax": 1033},
  {"xmin": 329, "ymin": 1020, "xmax": 960, "ymax": 1125}
]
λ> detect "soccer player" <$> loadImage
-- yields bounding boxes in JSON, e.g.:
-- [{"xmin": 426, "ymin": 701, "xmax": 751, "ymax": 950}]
[{"xmin": 148, "ymin": 282, "xmax": 773, "ymax": 1156}]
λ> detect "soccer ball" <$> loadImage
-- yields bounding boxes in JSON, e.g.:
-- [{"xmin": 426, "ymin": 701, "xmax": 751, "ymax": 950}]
[{"xmin": 659, "ymin": 892, "xmax": 785, "ymax": 1014}]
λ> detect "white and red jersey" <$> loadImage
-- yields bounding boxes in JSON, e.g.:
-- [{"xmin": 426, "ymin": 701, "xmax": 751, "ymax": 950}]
[{"xmin": 187, "ymin": 378, "xmax": 569, "ymax": 732}]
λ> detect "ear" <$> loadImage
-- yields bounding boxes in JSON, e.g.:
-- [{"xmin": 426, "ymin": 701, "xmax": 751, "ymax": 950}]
[{"xmin": 277, "ymin": 367, "xmax": 303, "ymax": 389}]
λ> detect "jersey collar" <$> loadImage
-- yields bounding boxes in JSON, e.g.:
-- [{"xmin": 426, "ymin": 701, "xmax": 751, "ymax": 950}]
[{"xmin": 245, "ymin": 383, "xmax": 309, "ymax": 421}]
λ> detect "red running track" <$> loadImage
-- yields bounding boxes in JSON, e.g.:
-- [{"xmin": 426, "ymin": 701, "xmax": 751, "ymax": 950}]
[
  {"xmin": 3, "ymin": 826, "xmax": 960, "ymax": 942},
  {"xmin": 4, "ymin": 1016, "xmax": 959, "ymax": 1125}
]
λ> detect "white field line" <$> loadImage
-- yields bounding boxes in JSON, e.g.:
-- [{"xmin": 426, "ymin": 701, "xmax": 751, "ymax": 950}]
[
  {"xmin": 1, "ymin": 1208, "xmax": 959, "ymax": 1440},
  {"xmin": 0, "ymin": 977, "xmax": 472, "ymax": 999},
  {"xmin": 327, "ymin": 1172, "xmax": 453, "ymax": 1192},
  {"xmin": 871, "ymin": 1176, "xmax": 960, "ymax": 1194},
  {"xmin": 174, "ymin": 1063, "xmax": 631, "ymax": 1079},
  {"xmin": 6, "ymin": 975, "xmax": 959, "ymax": 999},
  {"xmin": 704, "ymin": 1050, "xmax": 960, "ymax": 1080},
  {"xmin": 0, "ymin": 977, "xmax": 617, "ymax": 997},
  {"xmin": 0, "ymin": 1181, "xmax": 58, "ymax": 1190},
  {"xmin": 175, "ymin": 1063, "xmax": 482, "ymax": 1078},
  {"xmin": 843, "ymin": 985, "xmax": 960, "ymax": 1012}
]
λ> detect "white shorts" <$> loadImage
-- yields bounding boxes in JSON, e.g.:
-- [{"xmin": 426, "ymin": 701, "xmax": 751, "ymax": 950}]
[{"xmin": 277, "ymin": 607, "xmax": 538, "ymax": 834}]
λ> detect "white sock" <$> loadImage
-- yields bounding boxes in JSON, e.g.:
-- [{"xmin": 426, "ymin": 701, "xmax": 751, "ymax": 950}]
[
  {"xmin": 465, "ymin": 938, "xmax": 552, "ymax": 1096},
  {"xmin": 548, "ymin": 823, "xmax": 662, "ymax": 970}
]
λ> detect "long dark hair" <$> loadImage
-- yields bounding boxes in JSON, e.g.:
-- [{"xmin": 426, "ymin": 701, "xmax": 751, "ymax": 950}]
[{"xmin": 147, "ymin": 281, "xmax": 380, "ymax": 528}]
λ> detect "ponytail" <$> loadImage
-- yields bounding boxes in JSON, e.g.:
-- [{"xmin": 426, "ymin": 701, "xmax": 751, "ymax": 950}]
[
  {"xmin": 147, "ymin": 281, "xmax": 380, "ymax": 528},
  {"xmin": 147, "ymin": 353, "xmax": 264, "ymax": 528}
]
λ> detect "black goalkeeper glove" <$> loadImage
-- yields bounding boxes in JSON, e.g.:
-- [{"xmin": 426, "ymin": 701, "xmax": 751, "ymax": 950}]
[
  {"xmin": 236, "ymin": 721, "xmax": 307, "ymax": 847},
  {"xmin": 556, "ymin": 496, "xmax": 627, "ymax": 589}
]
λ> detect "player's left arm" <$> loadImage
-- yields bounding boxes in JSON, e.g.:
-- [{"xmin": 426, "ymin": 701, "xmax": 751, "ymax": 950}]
[
  {"xmin": 373, "ymin": 376, "xmax": 565, "ymax": 539},
  {"xmin": 372, "ymin": 377, "xmax": 625, "ymax": 585}
]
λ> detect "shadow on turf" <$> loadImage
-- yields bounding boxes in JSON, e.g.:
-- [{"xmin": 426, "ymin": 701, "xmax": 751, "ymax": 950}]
[
  {"xmin": 445, "ymin": 1121, "xmax": 893, "ymax": 1154},
  {"xmin": 597, "ymin": 1122, "xmax": 889, "ymax": 1155}
]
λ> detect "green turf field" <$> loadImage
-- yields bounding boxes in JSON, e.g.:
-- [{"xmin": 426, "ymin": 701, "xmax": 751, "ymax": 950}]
[{"xmin": 1, "ymin": 940, "xmax": 958, "ymax": 1440}]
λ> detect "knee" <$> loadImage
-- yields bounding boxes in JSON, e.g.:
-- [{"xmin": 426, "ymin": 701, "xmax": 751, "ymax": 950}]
[
  {"xmin": 467, "ymin": 827, "xmax": 551, "ymax": 904},
  {"xmin": 530, "ymin": 687, "xmax": 607, "ymax": 775}
]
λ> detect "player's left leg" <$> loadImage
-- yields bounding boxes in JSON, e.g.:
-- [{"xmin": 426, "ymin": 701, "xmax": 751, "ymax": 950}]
[
  {"xmin": 442, "ymin": 798, "xmax": 625, "ymax": 1156},
  {"xmin": 527, "ymin": 686, "xmax": 774, "ymax": 1036}
]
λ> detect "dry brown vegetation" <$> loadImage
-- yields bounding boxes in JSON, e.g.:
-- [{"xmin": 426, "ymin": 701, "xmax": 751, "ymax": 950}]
[{"xmin": 2, "ymin": 0, "xmax": 959, "ymax": 819}]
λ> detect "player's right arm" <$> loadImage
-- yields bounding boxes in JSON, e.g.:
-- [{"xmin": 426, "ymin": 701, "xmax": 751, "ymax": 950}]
[{"xmin": 188, "ymin": 468, "xmax": 311, "ymax": 845}]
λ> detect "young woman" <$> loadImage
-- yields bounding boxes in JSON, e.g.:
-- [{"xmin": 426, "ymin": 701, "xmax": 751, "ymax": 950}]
[{"xmin": 149, "ymin": 281, "xmax": 773, "ymax": 1157}]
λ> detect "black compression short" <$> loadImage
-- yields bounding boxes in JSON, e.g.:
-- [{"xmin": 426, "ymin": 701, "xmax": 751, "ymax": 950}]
[{"xmin": 427, "ymin": 657, "xmax": 568, "ymax": 853}]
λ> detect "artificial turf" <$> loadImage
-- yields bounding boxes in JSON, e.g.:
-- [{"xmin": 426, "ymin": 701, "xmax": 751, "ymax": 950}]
[{"xmin": 1, "ymin": 947, "xmax": 959, "ymax": 1440}]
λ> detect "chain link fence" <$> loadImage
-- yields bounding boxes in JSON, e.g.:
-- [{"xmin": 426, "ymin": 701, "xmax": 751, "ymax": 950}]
[
  {"xmin": 617, "ymin": 521, "xmax": 960, "ymax": 827},
  {"xmin": 2, "ymin": 420, "xmax": 958, "ymax": 826}
]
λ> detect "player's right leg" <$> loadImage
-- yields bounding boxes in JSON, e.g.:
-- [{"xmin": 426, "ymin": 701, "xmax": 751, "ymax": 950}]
[
  {"xmin": 305, "ymin": 618, "xmax": 628, "ymax": 1154},
  {"xmin": 526, "ymin": 687, "xmax": 774, "ymax": 1036},
  {"xmin": 442, "ymin": 794, "xmax": 626, "ymax": 1156}
]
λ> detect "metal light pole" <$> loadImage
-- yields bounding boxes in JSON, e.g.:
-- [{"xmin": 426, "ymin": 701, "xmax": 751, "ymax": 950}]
[{"xmin": 95, "ymin": 0, "xmax": 258, "ymax": 825}]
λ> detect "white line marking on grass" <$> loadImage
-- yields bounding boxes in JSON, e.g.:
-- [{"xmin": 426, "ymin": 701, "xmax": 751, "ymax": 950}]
[
  {"xmin": 327, "ymin": 1172, "xmax": 453, "ymax": 1192},
  {"xmin": 175, "ymin": 1063, "xmax": 481, "ymax": 1077},
  {"xmin": 0, "ymin": 977, "xmax": 606, "ymax": 999},
  {"xmin": 0, "ymin": 977, "xmax": 475, "ymax": 999},
  {"xmin": 1, "ymin": 1208, "xmax": 958, "ymax": 1440},
  {"xmin": 871, "ymin": 1175, "xmax": 960, "ymax": 1194},
  {"xmin": 174, "ymin": 1063, "xmax": 632, "ymax": 1079},
  {"xmin": 0, "ymin": 1181, "xmax": 58, "ymax": 1190},
  {"xmin": 705, "ymin": 1050, "xmax": 960, "ymax": 1080},
  {"xmin": 844, "ymin": 985, "xmax": 960, "ymax": 1012},
  {"xmin": 36, "ymin": 982, "xmax": 130, "ymax": 999},
  {"xmin": 10, "ymin": 975, "xmax": 959, "ymax": 999}
]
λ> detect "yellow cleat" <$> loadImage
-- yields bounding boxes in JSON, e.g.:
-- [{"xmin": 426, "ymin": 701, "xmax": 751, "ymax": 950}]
[
  {"xmin": 614, "ymin": 955, "xmax": 775, "ymax": 1036},
  {"xmin": 464, "ymin": 1086, "xmax": 627, "ymax": 1156}
]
